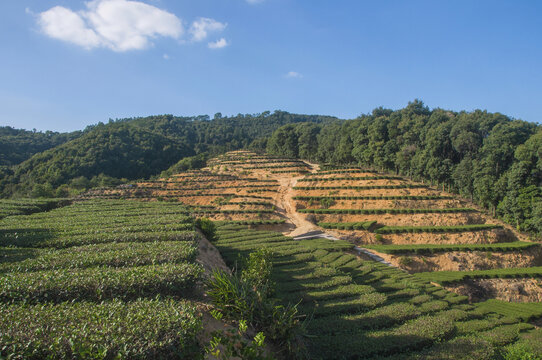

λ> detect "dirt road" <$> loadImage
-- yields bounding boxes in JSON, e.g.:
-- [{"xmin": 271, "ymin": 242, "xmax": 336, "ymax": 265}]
[{"xmin": 274, "ymin": 162, "xmax": 321, "ymax": 237}]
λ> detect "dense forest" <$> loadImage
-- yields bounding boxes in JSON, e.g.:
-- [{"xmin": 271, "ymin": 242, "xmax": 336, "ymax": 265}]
[
  {"xmin": 265, "ymin": 100, "xmax": 542, "ymax": 235},
  {"xmin": 0, "ymin": 127, "xmax": 81, "ymax": 167},
  {"xmin": 0, "ymin": 111, "xmax": 336, "ymax": 197}
]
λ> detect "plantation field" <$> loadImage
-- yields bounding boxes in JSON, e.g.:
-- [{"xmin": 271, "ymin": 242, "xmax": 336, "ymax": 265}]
[
  {"xmin": 0, "ymin": 200, "xmax": 203, "ymax": 358},
  {"xmin": 12, "ymin": 150, "xmax": 540, "ymax": 359},
  {"xmin": 212, "ymin": 224, "xmax": 542, "ymax": 359},
  {"xmin": 0, "ymin": 198, "xmax": 69, "ymax": 219},
  {"xmin": 287, "ymin": 165, "xmax": 542, "ymax": 300}
]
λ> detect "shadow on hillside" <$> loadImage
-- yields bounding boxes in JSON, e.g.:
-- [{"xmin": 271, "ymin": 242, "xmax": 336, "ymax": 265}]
[
  {"xmin": 0, "ymin": 246, "xmax": 42, "ymax": 266},
  {"xmin": 0, "ymin": 228, "xmax": 55, "ymax": 248}
]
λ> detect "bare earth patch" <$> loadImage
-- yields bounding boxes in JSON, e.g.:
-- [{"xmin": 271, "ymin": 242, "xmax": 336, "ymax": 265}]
[
  {"xmin": 314, "ymin": 212, "xmax": 486, "ymax": 227},
  {"xmin": 371, "ymin": 247, "xmax": 542, "ymax": 273},
  {"xmin": 445, "ymin": 278, "xmax": 542, "ymax": 302}
]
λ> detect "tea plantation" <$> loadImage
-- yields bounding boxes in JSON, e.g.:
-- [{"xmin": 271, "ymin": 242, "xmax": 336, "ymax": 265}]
[{"xmin": 0, "ymin": 200, "xmax": 203, "ymax": 359}]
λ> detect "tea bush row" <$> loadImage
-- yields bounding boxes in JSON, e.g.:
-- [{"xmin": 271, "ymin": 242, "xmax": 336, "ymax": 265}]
[
  {"xmin": 318, "ymin": 221, "xmax": 377, "ymax": 230},
  {"xmin": 294, "ymin": 184, "xmax": 428, "ymax": 190},
  {"xmin": 301, "ymin": 208, "xmax": 475, "ymax": 215},
  {"xmin": 299, "ymin": 176, "xmax": 402, "ymax": 182},
  {"xmin": 294, "ymin": 195, "xmax": 452, "ymax": 201},
  {"xmin": 375, "ymin": 224, "xmax": 503, "ymax": 234},
  {"xmin": 363, "ymin": 242, "xmax": 539, "ymax": 254}
]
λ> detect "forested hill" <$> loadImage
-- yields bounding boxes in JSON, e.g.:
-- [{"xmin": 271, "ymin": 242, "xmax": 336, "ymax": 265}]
[
  {"xmin": 266, "ymin": 100, "xmax": 542, "ymax": 235},
  {"xmin": 0, "ymin": 111, "xmax": 337, "ymax": 197},
  {"xmin": 0, "ymin": 127, "xmax": 81, "ymax": 167}
]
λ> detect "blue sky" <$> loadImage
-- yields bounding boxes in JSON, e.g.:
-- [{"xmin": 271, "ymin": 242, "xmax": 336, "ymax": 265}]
[{"xmin": 1, "ymin": 0, "xmax": 541, "ymax": 132}]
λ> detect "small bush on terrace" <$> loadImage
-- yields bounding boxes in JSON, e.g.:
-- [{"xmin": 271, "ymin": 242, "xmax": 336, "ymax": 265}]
[{"xmin": 195, "ymin": 217, "xmax": 216, "ymax": 241}]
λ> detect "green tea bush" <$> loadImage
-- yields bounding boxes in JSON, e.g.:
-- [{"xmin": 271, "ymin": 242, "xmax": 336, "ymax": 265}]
[
  {"xmin": 195, "ymin": 217, "xmax": 217, "ymax": 241},
  {"xmin": 0, "ymin": 241, "xmax": 198, "ymax": 273},
  {"xmin": 375, "ymin": 224, "xmax": 503, "ymax": 234},
  {"xmin": 301, "ymin": 208, "xmax": 475, "ymax": 214},
  {"xmin": 0, "ymin": 263, "xmax": 202, "ymax": 303},
  {"xmin": 0, "ymin": 298, "xmax": 202, "ymax": 359}
]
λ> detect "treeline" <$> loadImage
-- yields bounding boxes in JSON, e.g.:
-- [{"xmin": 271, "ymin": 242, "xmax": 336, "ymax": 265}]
[
  {"xmin": 0, "ymin": 111, "xmax": 336, "ymax": 197},
  {"xmin": 266, "ymin": 100, "xmax": 542, "ymax": 235}
]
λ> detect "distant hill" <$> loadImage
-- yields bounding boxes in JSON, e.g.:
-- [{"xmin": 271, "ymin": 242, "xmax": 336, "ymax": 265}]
[
  {"xmin": 0, "ymin": 127, "xmax": 81, "ymax": 167},
  {"xmin": 0, "ymin": 111, "xmax": 338, "ymax": 197}
]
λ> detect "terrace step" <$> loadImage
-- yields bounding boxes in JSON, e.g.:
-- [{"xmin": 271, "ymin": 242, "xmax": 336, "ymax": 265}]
[
  {"xmin": 356, "ymin": 247, "xmax": 395, "ymax": 267},
  {"xmin": 293, "ymin": 231, "xmax": 397, "ymax": 269}
]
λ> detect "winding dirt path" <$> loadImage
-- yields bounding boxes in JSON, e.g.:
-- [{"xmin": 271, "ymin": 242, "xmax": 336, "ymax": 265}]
[
  {"xmin": 276, "ymin": 176, "xmax": 318, "ymax": 237},
  {"xmin": 274, "ymin": 161, "xmax": 321, "ymax": 237}
]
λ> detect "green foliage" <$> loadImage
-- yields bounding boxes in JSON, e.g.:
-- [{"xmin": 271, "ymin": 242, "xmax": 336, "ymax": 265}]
[
  {"xmin": 0, "ymin": 126, "xmax": 80, "ymax": 167},
  {"xmin": 0, "ymin": 262, "xmax": 203, "ymax": 303},
  {"xmin": 294, "ymin": 195, "xmax": 452, "ymax": 200},
  {"xmin": 0, "ymin": 241, "xmax": 198, "ymax": 273},
  {"xmin": 195, "ymin": 217, "xmax": 217, "ymax": 241},
  {"xmin": 207, "ymin": 270, "xmax": 258, "ymax": 324},
  {"xmin": 242, "ymin": 249, "xmax": 275, "ymax": 301},
  {"xmin": 206, "ymin": 313, "xmax": 273, "ymax": 360},
  {"xmin": 0, "ymin": 198, "xmax": 68, "ymax": 219},
  {"xmin": 0, "ymin": 200, "xmax": 209, "ymax": 358},
  {"xmin": 160, "ymin": 152, "xmax": 209, "ymax": 178},
  {"xmin": 0, "ymin": 299, "xmax": 202, "ymax": 360},
  {"xmin": 301, "ymin": 207, "xmax": 475, "ymax": 215},
  {"xmin": 1, "ymin": 112, "xmax": 336, "ymax": 197},
  {"xmin": 502, "ymin": 343, "xmax": 542, "ymax": 360},
  {"xmin": 415, "ymin": 267, "xmax": 542, "ymax": 285},
  {"xmin": 207, "ymin": 249, "xmax": 303, "ymax": 357},
  {"xmin": 363, "ymin": 241, "xmax": 539, "ymax": 255},
  {"xmin": 319, "ymin": 197, "xmax": 335, "ymax": 209},
  {"xmin": 318, "ymin": 221, "xmax": 376, "ymax": 231},
  {"xmin": 212, "ymin": 225, "xmax": 542, "ymax": 359},
  {"xmin": 375, "ymin": 224, "xmax": 502, "ymax": 234},
  {"xmin": 398, "ymin": 256, "xmax": 413, "ymax": 266}
]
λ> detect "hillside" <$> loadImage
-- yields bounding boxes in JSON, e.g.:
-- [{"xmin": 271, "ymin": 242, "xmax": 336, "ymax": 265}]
[
  {"xmin": 74, "ymin": 150, "xmax": 542, "ymax": 358},
  {"xmin": 266, "ymin": 101, "xmax": 542, "ymax": 237},
  {"xmin": 0, "ymin": 112, "xmax": 337, "ymax": 197},
  {"xmin": 0, "ymin": 126, "xmax": 81, "ymax": 167}
]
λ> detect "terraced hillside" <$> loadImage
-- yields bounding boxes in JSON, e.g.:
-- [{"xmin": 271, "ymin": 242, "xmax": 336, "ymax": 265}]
[
  {"xmin": 292, "ymin": 166, "xmax": 542, "ymax": 303},
  {"xmin": 212, "ymin": 224, "xmax": 542, "ymax": 359},
  {"xmin": 74, "ymin": 150, "xmax": 542, "ymax": 358}
]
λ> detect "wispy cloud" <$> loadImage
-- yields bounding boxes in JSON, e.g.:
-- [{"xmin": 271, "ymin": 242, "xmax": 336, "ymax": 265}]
[
  {"xmin": 208, "ymin": 38, "xmax": 229, "ymax": 49},
  {"xmin": 35, "ymin": 0, "xmax": 227, "ymax": 52},
  {"xmin": 285, "ymin": 71, "xmax": 303, "ymax": 79},
  {"xmin": 189, "ymin": 17, "xmax": 227, "ymax": 42}
]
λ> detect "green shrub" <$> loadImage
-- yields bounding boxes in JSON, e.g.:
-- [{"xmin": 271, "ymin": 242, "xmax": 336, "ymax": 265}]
[
  {"xmin": 195, "ymin": 217, "xmax": 217, "ymax": 241},
  {"xmin": 242, "ymin": 249, "xmax": 275, "ymax": 301},
  {"xmin": 207, "ymin": 269, "xmax": 257, "ymax": 321},
  {"xmin": 206, "ymin": 312, "xmax": 272, "ymax": 360},
  {"xmin": 398, "ymin": 256, "xmax": 414, "ymax": 267}
]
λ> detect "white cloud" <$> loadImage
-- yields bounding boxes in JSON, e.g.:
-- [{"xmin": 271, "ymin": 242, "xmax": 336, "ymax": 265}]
[
  {"xmin": 189, "ymin": 17, "xmax": 226, "ymax": 42},
  {"xmin": 163, "ymin": 53, "xmax": 170, "ymax": 59},
  {"xmin": 208, "ymin": 38, "xmax": 228, "ymax": 49},
  {"xmin": 36, "ymin": 0, "xmax": 183, "ymax": 52},
  {"xmin": 285, "ymin": 71, "xmax": 303, "ymax": 78},
  {"xmin": 246, "ymin": 0, "xmax": 265, "ymax": 4}
]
